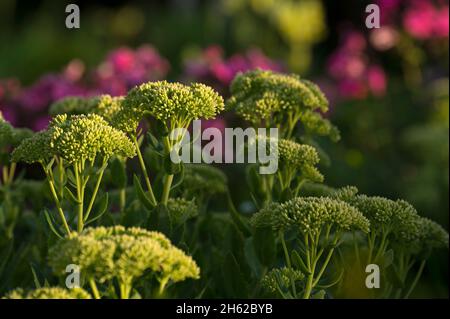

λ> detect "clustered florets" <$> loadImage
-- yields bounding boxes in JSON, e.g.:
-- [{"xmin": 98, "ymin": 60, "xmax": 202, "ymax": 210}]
[
  {"xmin": 0, "ymin": 112, "xmax": 33, "ymax": 150},
  {"xmin": 11, "ymin": 131, "xmax": 53, "ymax": 164},
  {"xmin": 183, "ymin": 164, "xmax": 228, "ymax": 196},
  {"xmin": 329, "ymin": 186, "xmax": 449, "ymax": 254},
  {"xmin": 278, "ymin": 139, "xmax": 323, "ymax": 182},
  {"xmin": 48, "ymin": 226, "xmax": 200, "ymax": 286},
  {"xmin": 12, "ymin": 114, "xmax": 136, "ymax": 164},
  {"xmin": 251, "ymin": 197, "xmax": 370, "ymax": 235},
  {"xmin": 49, "ymin": 95, "xmax": 124, "ymax": 124},
  {"xmin": 113, "ymin": 81, "xmax": 224, "ymax": 134},
  {"xmin": 166, "ymin": 198, "xmax": 199, "ymax": 225},
  {"xmin": 226, "ymin": 69, "xmax": 339, "ymax": 141},
  {"xmin": 3, "ymin": 287, "xmax": 92, "ymax": 299},
  {"xmin": 49, "ymin": 114, "xmax": 135, "ymax": 163},
  {"xmin": 261, "ymin": 267, "xmax": 304, "ymax": 293}
]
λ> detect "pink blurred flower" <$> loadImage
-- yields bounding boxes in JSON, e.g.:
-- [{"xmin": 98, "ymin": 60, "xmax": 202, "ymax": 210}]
[
  {"xmin": 367, "ymin": 65, "xmax": 387, "ymax": 96},
  {"xmin": 94, "ymin": 45, "xmax": 169, "ymax": 96},
  {"xmin": 370, "ymin": 26, "xmax": 399, "ymax": 51},
  {"xmin": 338, "ymin": 80, "xmax": 368, "ymax": 100},
  {"xmin": 434, "ymin": 6, "xmax": 449, "ymax": 38},
  {"xmin": 403, "ymin": 2, "xmax": 435, "ymax": 39},
  {"xmin": 183, "ymin": 46, "xmax": 285, "ymax": 93}
]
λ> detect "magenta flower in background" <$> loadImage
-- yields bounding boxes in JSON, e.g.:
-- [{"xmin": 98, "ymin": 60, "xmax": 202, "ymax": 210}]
[
  {"xmin": 325, "ymin": 29, "xmax": 388, "ymax": 102},
  {"xmin": 183, "ymin": 46, "xmax": 285, "ymax": 93},
  {"xmin": 403, "ymin": 1, "xmax": 436, "ymax": 40},
  {"xmin": 1, "ymin": 44, "xmax": 170, "ymax": 130},
  {"xmin": 94, "ymin": 45, "xmax": 169, "ymax": 96}
]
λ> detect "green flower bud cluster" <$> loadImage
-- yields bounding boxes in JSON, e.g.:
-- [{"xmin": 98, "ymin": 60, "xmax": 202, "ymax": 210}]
[
  {"xmin": 166, "ymin": 197, "xmax": 199, "ymax": 225},
  {"xmin": 228, "ymin": 69, "xmax": 328, "ymax": 120},
  {"xmin": 48, "ymin": 226, "xmax": 200, "ymax": 287},
  {"xmin": 416, "ymin": 217, "xmax": 449, "ymax": 252},
  {"xmin": 11, "ymin": 131, "xmax": 53, "ymax": 164},
  {"xmin": 3, "ymin": 287, "xmax": 91, "ymax": 299},
  {"xmin": 114, "ymin": 81, "xmax": 224, "ymax": 133},
  {"xmin": 329, "ymin": 187, "xmax": 448, "ymax": 254},
  {"xmin": 49, "ymin": 96, "xmax": 101, "ymax": 116},
  {"xmin": 49, "ymin": 114, "xmax": 136, "ymax": 163},
  {"xmin": 49, "ymin": 95, "xmax": 124, "ymax": 123},
  {"xmin": 183, "ymin": 164, "xmax": 228, "ymax": 196},
  {"xmin": 226, "ymin": 69, "xmax": 339, "ymax": 140},
  {"xmin": 12, "ymin": 114, "xmax": 135, "ymax": 164},
  {"xmin": 251, "ymin": 197, "xmax": 370, "ymax": 235},
  {"xmin": 278, "ymin": 139, "xmax": 323, "ymax": 182},
  {"xmin": 0, "ymin": 112, "xmax": 33, "ymax": 150},
  {"xmin": 261, "ymin": 267, "xmax": 304, "ymax": 293}
]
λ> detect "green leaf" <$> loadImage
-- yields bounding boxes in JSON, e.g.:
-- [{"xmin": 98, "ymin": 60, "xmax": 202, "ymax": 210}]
[
  {"xmin": 163, "ymin": 153, "xmax": 181, "ymax": 175},
  {"xmin": 154, "ymin": 119, "xmax": 169, "ymax": 137},
  {"xmin": 133, "ymin": 175, "xmax": 155, "ymax": 210},
  {"xmin": 245, "ymin": 164, "xmax": 264, "ymax": 202},
  {"xmin": 222, "ymin": 252, "xmax": 249, "ymax": 298},
  {"xmin": 110, "ymin": 157, "xmax": 127, "ymax": 189},
  {"xmin": 30, "ymin": 264, "xmax": 42, "ymax": 288},
  {"xmin": 146, "ymin": 132, "xmax": 160, "ymax": 149},
  {"xmin": 170, "ymin": 163, "xmax": 185, "ymax": 191},
  {"xmin": 85, "ymin": 193, "xmax": 109, "ymax": 224},
  {"xmin": 291, "ymin": 250, "xmax": 311, "ymax": 275},
  {"xmin": 253, "ymin": 227, "xmax": 276, "ymax": 267},
  {"xmin": 387, "ymin": 268, "xmax": 404, "ymax": 289},
  {"xmin": 64, "ymin": 186, "xmax": 80, "ymax": 204},
  {"xmin": 383, "ymin": 249, "xmax": 394, "ymax": 268},
  {"xmin": 43, "ymin": 209, "xmax": 64, "ymax": 239},
  {"xmin": 311, "ymin": 289, "xmax": 326, "ymax": 299},
  {"xmin": 316, "ymin": 269, "xmax": 344, "ymax": 289}
]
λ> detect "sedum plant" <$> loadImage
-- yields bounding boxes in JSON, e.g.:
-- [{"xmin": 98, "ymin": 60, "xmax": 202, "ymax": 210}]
[
  {"xmin": 0, "ymin": 69, "xmax": 447, "ymax": 300},
  {"xmin": 3, "ymin": 287, "xmax": 92, "ymax": 299},
  {"xmin": 252, "ymin": 196, "xmax": 370, "ymax": 298},
  {"xmin": 48, "ymin": 226, "xmax": 200, "ymax": 299},
  {"xmin": 227, "ymin": 69, "xmax": 339, "ymax": 140},
  {"xmin": 112, "ymin": 81, "xmax": 224, "ymax": 209},
  {"xmin": 11, "ymin": 114, "xmax": 135, "ymax": 236},
  {"xmin": 49, "ymin": 95, "xmax": 124, "ymax": 124}
]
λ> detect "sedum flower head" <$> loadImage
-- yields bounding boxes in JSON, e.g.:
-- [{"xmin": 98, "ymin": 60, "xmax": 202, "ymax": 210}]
[
  {"xmin": 227, "ymin": 69, "xmax": 339, "ymax": 140},
  {"xmin": 183, "ymin": 164, "xmax": 228, "ymax": 196},
  {"xmin": 416, "ymin": 217, "xmax": 449, "ymax": 251},
  {"xmin": 48, "ymin": 226, "xmax": 200, "ymax": 286},
  {"xmin": 251, "ymin": 197, "xmax": 370, "ymax": 235},
  {"xmin": 11, "ymin": 131, "xmax": 54, "ymax": 164},
  {"xmin": 261, "ymin": 267, "xmax": 304, "ymax": 293},
  {"xmin": 228, "ymin": 69, "xmax": 328, "ymax": 120},
  {"xmin": 49, "ymin": 114, "xmax": 136, "ymax": 163},
  {"xmin": 3, "ymin": 287, "xmax": 91, "ymax": 299},
  {"xmin": 166, "ymin": 198, "xmax": 199, "ymax": 225},
  {"xmin": 50, "ymin": 95, "xmax": 124, "ymax": 124},
  {"xmin": 347, "ymin": 195, "xmax": 399, "ymax": 231},
  {"xmin": 114, "ymin": 81, "xmax": 224, "ymax": 133},
  {"xmin": 49, "ymin": 96, "xmax": 100, "ymax": 116},
  {"xmin": 0, "ymin": 113, "xmax": 13, "ymax": 148},
  {"xmin": 278, "ymin": 138, "xmax": 323, "ymax": 182}
]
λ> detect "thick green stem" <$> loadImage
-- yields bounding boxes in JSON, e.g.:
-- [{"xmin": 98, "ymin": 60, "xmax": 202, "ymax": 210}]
[
  {"xmin": 161, "ymin": 174, "xmax": 174, "ymax": 205},
  {"xmin": 119, "ymin": 188, "xmax": 126, "ymax": 212},
  {"xmin": 74, "ymin": 162, "xmax": 85, "ymax": 233},
  {"xmin": 119, "ymin": 281, "xmax": 132, "ymax": 299},
  {"xmin": 89, "ymin": 278, "xmax": 101, "ymax": 299},
  {"xmin": 133, "ymin": 137, "xmax": 157, "ymax": 205}
]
